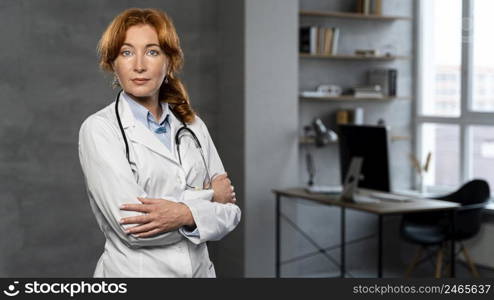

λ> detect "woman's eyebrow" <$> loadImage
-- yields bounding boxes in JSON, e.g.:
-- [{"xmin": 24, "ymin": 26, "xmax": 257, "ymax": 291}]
[{"xmin": 121, "ymin": 43, "xmax": 160, "ymax": 48}]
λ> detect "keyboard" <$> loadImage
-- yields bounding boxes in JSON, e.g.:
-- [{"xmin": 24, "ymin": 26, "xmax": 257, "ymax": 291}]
[
  {"xmin": 306, "ymin": 185, "xmax": 342, "ymax": 194},
  {"xmin": 368, "ymin": 191, "xmax": 412, "ymax": 202},
  {"xmin": 353, "ymin": 194, "xmax": 381, "ymax": 203}
]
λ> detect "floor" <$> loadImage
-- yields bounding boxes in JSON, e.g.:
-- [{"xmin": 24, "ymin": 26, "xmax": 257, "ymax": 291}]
[{"xmin": 298, "ymin": 261, "xmax": 494, "ymax": 278}]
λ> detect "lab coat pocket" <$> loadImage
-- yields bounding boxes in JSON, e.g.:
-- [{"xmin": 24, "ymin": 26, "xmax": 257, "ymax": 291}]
[
  {"xmin": 185, "ymin": 160, "xmax": 208, "ymax": 190},
  {"xmin": 128, "ymin": 143, "xmax": 140, "ymax": 182},
  {"xmin": 129, "ymin": 160, "xmax": 139, "ymax": 182}
]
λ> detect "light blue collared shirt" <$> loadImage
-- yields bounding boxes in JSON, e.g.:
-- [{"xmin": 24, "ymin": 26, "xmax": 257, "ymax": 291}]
[
  {"xmin": 123, "ymin": 92, "xmax": 171, "ymax": 151},
  {"xmin": 123, "ymin": 92, "xmax": 200, "ymax": 238}
]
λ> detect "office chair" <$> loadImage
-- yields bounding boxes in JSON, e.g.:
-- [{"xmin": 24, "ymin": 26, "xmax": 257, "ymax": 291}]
[{"xmin": 400, "ymin": 179, "xmax": 490, "ymax": 278}]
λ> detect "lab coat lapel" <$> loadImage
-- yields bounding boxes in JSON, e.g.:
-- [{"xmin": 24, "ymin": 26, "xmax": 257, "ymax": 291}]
[
  {"xmin": 118, "ymin": 95, "xmax": 180, "ymax": 165},
  {"xmin": 129, "ymin": 123, "xmax": 179, "ymax": 164}
]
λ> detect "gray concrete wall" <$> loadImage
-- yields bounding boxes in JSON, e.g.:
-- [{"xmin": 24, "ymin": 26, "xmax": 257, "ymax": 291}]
[
  {"xmin": 214, "ymin": 0, "xmax": 300, "ymax": 277},
  {"xmin": 244, "ymin": 0, "xmax": 300, "ymax": 277},
  {"xmin": 0, "ymin": 0, "xmax": 221, "ymax": 276},
  {"xmin": 211, "ymin": 0, "xmax": 246, "ymax": 277}
]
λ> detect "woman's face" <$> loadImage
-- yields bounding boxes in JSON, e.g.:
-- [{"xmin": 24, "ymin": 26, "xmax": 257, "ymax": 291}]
[{"xmin": 113, "ymin": 24, "xmax": 168, "ymax": 99}]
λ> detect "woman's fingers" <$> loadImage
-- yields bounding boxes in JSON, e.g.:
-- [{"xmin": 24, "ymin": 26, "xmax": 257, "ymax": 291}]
[
  {"xmin": 136, "ymin": 228, "xmax": 162, "ymax": 238},
  {"xmin": 120, "ymin": 203, "xmax": 153, "ymax": 213},
  {"xmin": 212, "ymin": 173, "xmax": 228, "ymax": 182},
  {"xmin": 124, "ymin": 222, "xmax": 155, "ymax": 235},
  {"xmin": 137, "ymin": 197, "xmax": 163, "ymax": 204},
  {"xmin": 120, "ymin": 214, "xmax": 152, "ymax": 225}
]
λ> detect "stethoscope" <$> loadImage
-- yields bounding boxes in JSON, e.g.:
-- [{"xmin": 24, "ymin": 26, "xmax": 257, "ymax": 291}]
[{"xmin": 114, "ymin": 90, "xmax": 212, "ymax": 190}]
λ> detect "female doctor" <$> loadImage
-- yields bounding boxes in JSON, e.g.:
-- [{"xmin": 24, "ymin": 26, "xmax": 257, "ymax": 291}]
[{"xmin": 78, "ymin": 8, "xmax": 241, "ymax": 277}]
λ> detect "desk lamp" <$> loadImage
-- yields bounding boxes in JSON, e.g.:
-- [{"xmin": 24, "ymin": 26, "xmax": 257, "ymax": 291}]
[{"xmin": 304, "ymin": 118, "xmax": 338, "ymax": 187}]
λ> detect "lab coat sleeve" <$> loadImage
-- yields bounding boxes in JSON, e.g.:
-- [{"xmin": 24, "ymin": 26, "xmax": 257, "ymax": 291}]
[
  {"xmin": 79, "ymin": 115, "xmax": 183, "ymax": 248},
  {"xmin": 177, "ymin": 118, "xmax": 241, "ymax": 244}
]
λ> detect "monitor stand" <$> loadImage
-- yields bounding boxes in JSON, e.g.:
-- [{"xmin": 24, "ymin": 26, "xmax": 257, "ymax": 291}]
[
  {"xmin": 340, "ymin": 157, "xmax": 379, "ymax": 203},
  {"xmin": 341, "ymin": 157, "xmax": 362, "ymax": 202}
]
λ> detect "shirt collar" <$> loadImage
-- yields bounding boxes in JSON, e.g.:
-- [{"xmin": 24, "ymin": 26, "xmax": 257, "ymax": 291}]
[{"xmin": 123, "ymin": 91, "xmax": 170, "ymax": 127}]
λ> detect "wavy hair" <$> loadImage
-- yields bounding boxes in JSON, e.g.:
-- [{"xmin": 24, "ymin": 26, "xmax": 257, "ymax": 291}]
[{"xmin": 97, "ymin": 8, "xmax": 195, "ymax": 123}]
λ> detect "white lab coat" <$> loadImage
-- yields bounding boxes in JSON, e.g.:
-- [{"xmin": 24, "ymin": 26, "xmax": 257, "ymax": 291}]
[{"xmin": 78, "ymin": 94, "xmax": 241, "ymax": 277}]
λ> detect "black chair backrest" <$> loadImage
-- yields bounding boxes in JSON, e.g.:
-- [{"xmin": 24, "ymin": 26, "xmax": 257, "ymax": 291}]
[
  {"xmin": 438, "ymin": 179, "xmax": 491, "ymax": 240},
  {"xmin": 437, "ymin": 179, "xmax": 490, "ymax": 205},
  {"xmin": 401, "ymin": 179, "xmax": 491, "ymax": 241}
]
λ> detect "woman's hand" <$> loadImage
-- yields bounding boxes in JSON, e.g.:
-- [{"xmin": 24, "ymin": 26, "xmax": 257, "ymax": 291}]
[
  {"xmin": 119, "ymin": 198, "xmax": 194, "ymax": 237},
  {"xmin": 211, "ymin": 173, "xmax": 236, "ymax": 204}
]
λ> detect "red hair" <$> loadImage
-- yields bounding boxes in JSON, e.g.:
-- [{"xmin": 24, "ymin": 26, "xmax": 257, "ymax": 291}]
[{"xmin": 97, "ymin": 8, "xmax": 195, "ymax": 123}]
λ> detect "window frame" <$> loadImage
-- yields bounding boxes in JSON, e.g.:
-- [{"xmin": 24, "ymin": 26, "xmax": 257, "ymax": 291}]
[{"xmin": 415, "ymin": 0, "xmax": 494, "ymax": 199}]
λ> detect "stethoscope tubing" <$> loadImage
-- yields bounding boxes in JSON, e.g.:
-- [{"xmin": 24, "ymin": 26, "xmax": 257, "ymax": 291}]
[{"xmin": 114, "ymin": 90, "xmax": 211, "ymax": 189}]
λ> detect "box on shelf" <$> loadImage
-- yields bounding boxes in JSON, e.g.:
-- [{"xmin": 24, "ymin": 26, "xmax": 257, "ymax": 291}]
[
  {"xmin": 368, "ymin": 68, "xmax": 397, "ymax": 97},
  {"xmin": 336, "ymin": 108, "xmax": 365, "ymax": 125}
]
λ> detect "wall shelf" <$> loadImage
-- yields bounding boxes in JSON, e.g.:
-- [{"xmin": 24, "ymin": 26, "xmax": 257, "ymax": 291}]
[
  {"xmin": 300, "ymin": 10, "xmax": 411, "ymax": 21},
  {"xmin": 300, "ymin": 95, "xmax": 411, "ymax": 102},
  {"xmin": 300, "ymin": 53, "xmax": 411, "ymax": 60}
]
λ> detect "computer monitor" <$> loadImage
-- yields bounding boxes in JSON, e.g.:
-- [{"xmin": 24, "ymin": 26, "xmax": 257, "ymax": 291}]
[{"xmin": 338, "ymin": 124, "xmax": 391, "ymax": 192}]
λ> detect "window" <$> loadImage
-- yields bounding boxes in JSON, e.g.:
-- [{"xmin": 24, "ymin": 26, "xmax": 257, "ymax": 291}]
[
  {"xmin": 421, "ymin": 123, "xmax": 460, "ymax": 188},
  {"xmin": 417, "ymin": 0, "xmax": 494, "ymax": 192},
  {"xmin": 471, "ymin": 126, "xmax": 494, "ymax": 186},
  {"xmin": 419, "ymin": 0, "xmax": 461, "ymax": 118},
  {"xmin": 472, "ymin": 0, "xmax": 494, "ymax": 112}
]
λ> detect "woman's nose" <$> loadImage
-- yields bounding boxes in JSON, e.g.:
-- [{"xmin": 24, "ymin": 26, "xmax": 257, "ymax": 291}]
[{"xmin": 134, "ymin": 55, "xmax": 146, "ymax": 73}]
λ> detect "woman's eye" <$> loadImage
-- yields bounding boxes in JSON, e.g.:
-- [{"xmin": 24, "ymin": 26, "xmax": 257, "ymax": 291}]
[
  {"xmin": 147, "ymin": 49, "xmax": 160, "ymax": 56},
  {"xmin": 121, "ymin": 50, "xmax": 132, "ymax": 56}
]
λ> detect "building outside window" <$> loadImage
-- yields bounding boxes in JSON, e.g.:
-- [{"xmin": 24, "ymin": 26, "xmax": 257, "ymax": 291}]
[{"xmin": 417, "ymin": 0, "xmax": 494, "ymax": 197}]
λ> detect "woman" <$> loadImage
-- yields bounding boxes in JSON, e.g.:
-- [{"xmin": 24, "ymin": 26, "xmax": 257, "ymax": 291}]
[{"xmin": 78, "ymin": 8, "xmax": 241, "ymax": 277}]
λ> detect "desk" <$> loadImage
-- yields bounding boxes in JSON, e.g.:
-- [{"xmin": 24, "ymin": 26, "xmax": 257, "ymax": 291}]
[{"xmin": 273, "ymin": 188, "xmax": 460, "ymax": 278}]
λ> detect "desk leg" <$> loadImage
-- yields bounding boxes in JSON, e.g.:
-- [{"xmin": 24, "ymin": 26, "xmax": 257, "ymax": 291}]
[
  {"xmin": 450, "ymin": 210, "xmax": 456, "ymax": 278},
  {"xmin": 341, "ymin": 207, "xmax": 346, "ymax": 278},
  {"xmin": 275, "ymin": 194, "xmax": 280, "ymax": 278},
  {"xmin": 378, "ymin": 215, "xmax": 383, "ymax": 278}
]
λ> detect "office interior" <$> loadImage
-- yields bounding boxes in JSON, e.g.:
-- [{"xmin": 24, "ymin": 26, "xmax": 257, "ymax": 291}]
[{"xmin": 1, "ymin": 0, "xmax": 493, "ymax": 278}]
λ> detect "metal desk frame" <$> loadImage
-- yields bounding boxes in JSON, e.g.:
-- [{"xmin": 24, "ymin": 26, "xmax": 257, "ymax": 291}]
[{"xmin": 274, "ymin": 188, "xmax": 459, "ymax": 278}]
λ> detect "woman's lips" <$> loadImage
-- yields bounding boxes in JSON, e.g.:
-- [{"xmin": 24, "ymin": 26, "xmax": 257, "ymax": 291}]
[{"xmin": 131, "ymin": 78, "xmax": 150, "ymax": 85}]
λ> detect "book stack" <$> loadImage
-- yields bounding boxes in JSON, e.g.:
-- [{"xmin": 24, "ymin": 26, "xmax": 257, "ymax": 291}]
[
  {"xmin": 353, "ymin": 85, "xmax": 383, "ymax": 98},
  {"xmin": 300, "ymin": 26, "xmax": 340, "ymax": 55},
  {"xmin": 356, "ymin": 0, "xmax": 382, "ymax": 15},
  {"xmin": 368, "ymin": 68, "xmax": 397, "ymax": 97}
]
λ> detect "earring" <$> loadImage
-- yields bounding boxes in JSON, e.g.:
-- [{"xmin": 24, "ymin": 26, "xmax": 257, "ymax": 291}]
[
  {"xmin": 164, "ymin": 76, "xmax": 169, "ymax": 84},
  {"xmin": 112, "ymin": 75, "xmax": 121, "ymax": 89}
]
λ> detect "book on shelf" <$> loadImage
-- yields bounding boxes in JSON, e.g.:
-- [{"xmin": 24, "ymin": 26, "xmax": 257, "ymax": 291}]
[
  {"xmin": 356, "ymin": 0, "xmax": 382, "ymax": 15},
  {"xmin": 368, "ymin": 68, "xmax": 397, "ymax": 97},
  {"xmin": 322, "ymin": 28, "xmax": 333, "ymax": 54},
  {"xmin": 353, "ymin": 85, "xmax": 384, "ymax": 98},
  {"xmin": 300, "ymin": 26, "xmax": 339, "ymax": 55},
  {"xmin": 332, "ymin": 28, "xmax": 340, "ymax": 55}
]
